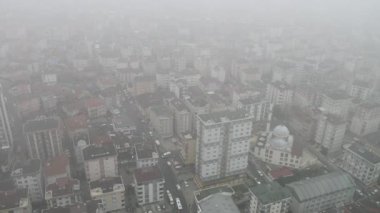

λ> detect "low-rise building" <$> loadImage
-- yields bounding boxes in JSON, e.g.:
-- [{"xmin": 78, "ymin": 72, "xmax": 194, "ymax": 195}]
[
  {"xmin": 0, "ymin": 189, "xmax": 32, "ymax": 213},
  {"xmin": 249, "ymin": 182, "xmax": 291, "ymax": 213},
  {"xmin": 42, "ymin": 200, "xmax": 105, "ymax": 213},
  {"xmin": 11, "ymin": 159, "xmax": 44, "ymax": 202},
  {"xmin": 194, "ymin": 186, "xmax": 240, "ymax": 213},
  {"xmin": 254, "ymin": 125, "xmax": 303, "ymax": 169},
  {"xmin": 287, "ymin": 172, "xmax": 355, "ymax": 213},
  {"xmin": 45, "ymin": 177, "xmax": 81, "ymax": 208},
  {"xmin": 341, "ymin": 143, "xmax": 380, "ymax": 186},
  {"xmin": 44, "ymin": 154, "xmax": 71, "ymax": 185},
  {"xmin": 149, "ymin": 105, "xmax": 173, "ymax": 138},
  {"xmin": 133, "ymin": 166, "xmax": 165, "ymax": 205},
  {"xmin": 83, "ymin": 143, "xmax": 118, "ymax": 181},
  {"xmin": 90, "ymin": 177, "xmax": 125, "ymax": 212},
  {"xmin": 84, "ymin": 98, "xmax": 106, "ymax": 119}
]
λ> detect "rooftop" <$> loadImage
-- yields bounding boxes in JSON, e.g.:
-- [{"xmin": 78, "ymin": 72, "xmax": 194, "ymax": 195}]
[
  {"xmin": 45, "ymin": 154, "xmax": 69, "ymax": 177},
  {"xmin": 46, "ymin": 177, "xmax": 80, "ymax": 198},
  {"xmin": 134, "ymin": 166, "xmax": 163, "ymax": 184},
  {"xmin": 195, "ymin": 186, "xmax": 234, "ymax": 201},
  {"xmin": 23, "ymin": 116, "xmax": 60, "ymax": 133},
  {"xmin": 150, "ymin": 105, "xmax": 172, "ymax": 117},
  {"xmin": 198, "ymin": 109, "xmax": 252, "ymax": 124},
  {"xmin": 90, "ymin": 177, "xmax": 124, "ymax": 194},
  {"xmin": 287, "ymin": 172, "xmax": 355, "ymax": 202},
  {"xmin": 170, "ymin": 98, "xmax": 189, "ymax": 112},
  {"xmin": 12, "ymin": 159, "xmax": 41, "ymax": 176},
  {"xmin": 346, "ymin": 143, "xmax": 380, "ymax": 164},
  {"xmin": 0, "ymin": 189, "xmax": 29, "ymax": 211},
  {"xmin": 197, "ymin": 192, "xmax": 240, "ymax": 213},
  {"xmin": 42, "ymin": 200, "xmax": 102, "ymax": 213},
  {"xmin": 250, "ymin": 182, "xmax": 291, "ymax": 205},
  {"xmin": 83, "ymin": 143, "xmax": 116, "ymax": 161}
]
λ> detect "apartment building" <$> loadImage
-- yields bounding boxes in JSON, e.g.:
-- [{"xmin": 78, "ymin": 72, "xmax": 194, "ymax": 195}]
[
  {"xmin": 90, "ymin": 177, "xmax": 125, "ymax": 212},
  {"xmin": 350, "ymin": 102, "xmax": 380, "ymax": 136},
  {"xmin": 149, "ymin": 105, "xmax": 173, "ymax": 138},
  {"xmin": 266, "ymin": 81, "xmax": 293, "ymax": 106},
  {"xmin": 11, "ymin": 159, "xmax": 44, "ymax": 202},
  {"xmin": 195, "ymin": 109, "xmax": 254, "ymax": 182},
  {"xmin": 169, "ymin": 98, "xmax": 192, "ymax": 136},
  {"xmin": 83, "ymin": 143, "xmax": 118, "ymax": 181},
  {"xmin": 45, "ymin": 178, "xmax": 81, "ymax": 208},
  {"xmin": 133, "ymin": 166, "xmax": 165, "ymax": 205},
  {"xmin": 341, "ymin": 143, "xmax": 380, "ymax": 186},
  {"xmin": 249, "ymin": 182, "xmax": 291, "ymax": 213},
  {"xmin": 23, "ymin": 116, "xmax": 63, "ymax": 161}
]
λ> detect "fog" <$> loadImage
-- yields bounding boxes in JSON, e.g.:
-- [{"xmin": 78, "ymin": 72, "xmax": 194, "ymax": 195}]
[{"xmin": 1, "ymin": 1, "xmax": 380, "ymax": 213}]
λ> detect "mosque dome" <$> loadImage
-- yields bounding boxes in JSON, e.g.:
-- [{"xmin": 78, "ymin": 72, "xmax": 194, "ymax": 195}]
[{"xmin": 273, "ymin": 125, "xmax": 290, "ymax": 138}]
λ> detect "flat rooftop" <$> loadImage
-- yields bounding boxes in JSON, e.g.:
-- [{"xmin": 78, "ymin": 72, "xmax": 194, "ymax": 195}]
[
  {"xmin": 197, "ymin": 192, "xmax": 240, "ymax": 213},
  {"xmin": 250, "ymin": 182, "xmax": 291, "ymax": 205},
  {"xmin": 198, "ymin": 109, "xmax": 252, "ymax": 124},
  {"xmin": 346, "ymin": 143, "xmax": 380, "ymax": 164}
]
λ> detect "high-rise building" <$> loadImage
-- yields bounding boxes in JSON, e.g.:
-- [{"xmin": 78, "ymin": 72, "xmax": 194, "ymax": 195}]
[
  {"xmin": 133, "ymin": 166, "xmax": 165, "ymax": 205},
  {"xmin": 23, "ymin": 116, "xmax": 63, "ymax": 161},
  {"xmin": 320, "ymin": 90, "xmax": 351, "ymax": 119},
  {"xmin": 350, "ymin": 103, "xmax": 380, "ymax": 136},
  {"xmin": 314, "ymin": 114, "xmax": 347, "ymax": 155},
  {"xmin": 0, "ymin": 83, "xmax": 13, "ymax": 150},
  {"xmin": 195, "ymin": 110, "xmax": 253, "ymax": 182},
  {"xmin": 266, "ymin": 81, "xmax": 294, "ymax": 106}
]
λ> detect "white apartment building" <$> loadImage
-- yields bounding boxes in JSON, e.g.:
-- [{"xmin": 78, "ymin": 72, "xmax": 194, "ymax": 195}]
[
  {"xmin": 149, "ymin": 105, "xmax": 173, "ymax": 138},
  {"xmin": 266, "ymin": 81, "xmax": 293, "ymax": 106},
  {"xmin": 348, "ymin": 80, "xmax": 373, "ymax": 101},
  {"xmin": 287, "ymin": 172, "xmax": 355, "ymax": 213},
  {"xmin": 320, "ymin": 90, "xmax": 351, "ymax": 119},
  {"xmin": 236, "ymin": 95, "xmax": 268, "ymax": 122},
  {"xmin": 315, "ymin": 114, "xmax": 347, "ymax": 155},
  {"xmin": 250, "ymin": 182, "xmax": 291, "ymax": 213},
  {"xmin": 350, "ymin": 103, "xmax": 380, "ymax": 136},
  {"xmin": 169, "ymin": 98, "xmax": 192, "ymax": 136},
  {"xmin": 45, "ymin": 177, "xmax": 81, "ymax": 208},
  {"xmin": 135, "ymin": 143, "xmax": 159, "ymax": 169},
  {"xmin": 195, "ymin": 110, "xmax": 254, "ymax": 182},
  {"xmin": 90, "ymin": 177, "xmax": 125, "ymax": 212},
  {"xmin": 254, "ymin": 126, "xmax": 303, "ymax": 169},
  {"xmin": 341, "ymin": 143, "xmax": 380, "ymax": 186},
  {"xmin": 83, "ymin": 143, "xmax": 118, "ymax": 182},
  {"xmin": 11, "ymin": 159, "xmax": 44, "ymax": 202},
  {"xmin": 133, "ymin": 166, "xmax": 165, "ymax": 205}
]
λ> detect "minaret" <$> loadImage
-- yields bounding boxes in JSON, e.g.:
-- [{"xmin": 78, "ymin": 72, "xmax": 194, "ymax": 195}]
[{"xmin": 266, "ymin": 103, "xmax": 274, "ymax": 135}]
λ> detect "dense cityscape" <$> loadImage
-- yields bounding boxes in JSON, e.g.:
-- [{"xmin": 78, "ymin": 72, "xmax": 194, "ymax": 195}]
[{"xmin": 0, "ymin": 1, "xmax": 379, "ymax": 213}]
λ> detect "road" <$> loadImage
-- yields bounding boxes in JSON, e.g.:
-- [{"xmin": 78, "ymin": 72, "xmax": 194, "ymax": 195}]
[{"xmin": 158, "ymin": 157, "xmax": 189, "ymax": 213}]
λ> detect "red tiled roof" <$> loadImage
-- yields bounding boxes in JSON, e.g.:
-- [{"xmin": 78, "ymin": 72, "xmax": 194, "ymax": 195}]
[
  {"xmin": 45, "ymin": 154, "xmax": 69, "ymax": 177},
  {"xmin": 84, "ymin": 98, "xmax": 105, "ymax": 109},
  {"xmin": 64, "ymin": 114, "xmax": 88, "ymax": 132},
  {"xmin": 269, "ymin": 167, "xmax": 294, "ymax": 180}
]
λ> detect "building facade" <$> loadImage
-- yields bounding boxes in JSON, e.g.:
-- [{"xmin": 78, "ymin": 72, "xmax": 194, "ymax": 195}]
[
  {"xmin": 314, "ymin": 114, "xmax": 347, "ymax": 155},
  {"xmin": 266, "ymin": 81, "xmax": 293, "ymax": 106},
  {"xmin": 0, "ymin": 189, "xmax": 32, "ymax": 213},
  {"xmin": 90, "ymin": 177, "xmax": 125, "ymax": 212},
  {"xmin": 149, "ymin": 105, "xmax": 173, "ymax": 138},
  {"xmin": 350, "ymin": 103, "xmax": 380, "ymax": 136},
  {"xmin": 249, "ymin": 182, "xmax": 291, "ymax": 213},
  {"xmin": 254, "ymin": 125, "xmax": 303, "ymax": 169},
  {"xmin": 0, "ymin": 83, "xmax": 13, "ymax": 149},
  {"xmin": 287, "ymin": 172, "xmax": 355, "ymax": 213},
  {"xmin": 45, "ymin": 178, "xmax": 81, "ymax": 208},
  {"xmin": 23, "ymin": 116, "xmax": 63, "ymax": 161},
  {"xmin": 195, "ymin": 110, "xmax": 254, "ymax": 182},
  {"xmin": 341, "ymin": 143, "xmax": 380, "ymax": 186},
  {"xmin": 169, "ymin": 98, "xmax": 192, "ymax": 136},
  {"xmin": 320, "ymin": 90, "xmax": 351, "ymax": 119},
  {"xmin": 83, "ymin": 143, "xmax": 118, "ymax": 182},
  {"xmin": 133, "ymin": 166, "xmax": 165, "ymax": 205},
  {"xmin": 11, "ymin": 159, "xmax": 44, "ymax": 202}
]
